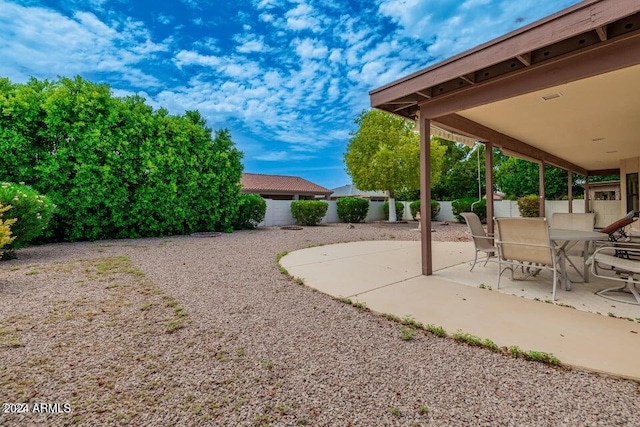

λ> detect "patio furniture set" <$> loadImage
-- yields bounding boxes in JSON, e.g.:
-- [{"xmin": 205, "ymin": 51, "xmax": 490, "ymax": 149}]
[{"xmin": 462, "ymin": 212, "xmax": 640, "ymax": 305}]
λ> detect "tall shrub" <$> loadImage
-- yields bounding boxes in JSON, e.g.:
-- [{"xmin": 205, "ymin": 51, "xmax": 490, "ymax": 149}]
[
  {"xmin": 290, "ymin": 201, "xmax": 328, "ymax": 226},
  {"xmin": 383, "ymin": 201, "xmax": 404, "ymax": 220},
  {"xmin": 0, "ymin": 204, "xmax": 16, "ymax": 251},
  {"xmin": 0, "ymin": 182, "xmax": 55, "ymax": 249},
  {"xmin": 235, "ymin": 194, "xmax": 266, "ymax": 229},
  {"xmin": 0, "ymin": 76, "xmax": 243, "ymax": 241},
  {"xmin": 409, "ymin": 200, "xmax": 440, "ymax": 220},
  {"xmin": 452, "ymin": 198, "xmax": 486, "ymax": 223},
  {"xmin": 517, "ymin": 194, "xmax": 540, "ymax": 217},
  {"xmin": 336, "ymin": 197, "xmax": 369, "ymax": 223}
]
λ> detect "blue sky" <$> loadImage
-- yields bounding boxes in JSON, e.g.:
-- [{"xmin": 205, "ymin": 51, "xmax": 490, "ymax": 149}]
[{"xmin": 0, "ymin": 0, "xmax": 580, "ymax": 189}]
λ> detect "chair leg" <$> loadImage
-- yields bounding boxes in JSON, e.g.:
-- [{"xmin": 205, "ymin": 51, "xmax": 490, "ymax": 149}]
[
  {"xmin": 596, "ymin": 276, "xmax": 640, "ymax": 305},
  {"xmin": 470, "ymin": 250, "xmax": 479, "ymax": 271}
]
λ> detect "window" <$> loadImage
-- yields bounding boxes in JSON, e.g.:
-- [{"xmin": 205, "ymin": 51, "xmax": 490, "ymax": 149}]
[{"xmin": 627, "ymin": 173, "xmax": 639, "ymax": 216}]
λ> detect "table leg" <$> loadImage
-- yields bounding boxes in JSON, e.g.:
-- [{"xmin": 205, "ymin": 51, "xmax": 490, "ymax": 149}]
[{"xmin": 582, "ymin": 241, "xmax": 590, "ymax": 283}]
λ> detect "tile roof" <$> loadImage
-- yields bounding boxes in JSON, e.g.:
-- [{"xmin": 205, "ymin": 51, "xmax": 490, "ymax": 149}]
[
  {"xmin": 241, "ymin": 173, "xmax": 331, "ymax": 195},
  {"xmin": 330, "ymin": 184, "xmax": 387, "ymax": 199}
]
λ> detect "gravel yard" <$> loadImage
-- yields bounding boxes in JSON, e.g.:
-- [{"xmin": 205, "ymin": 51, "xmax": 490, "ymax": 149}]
[{"xmin": 1, "ymin": 221, "xmax": 639, "ymax": 426}]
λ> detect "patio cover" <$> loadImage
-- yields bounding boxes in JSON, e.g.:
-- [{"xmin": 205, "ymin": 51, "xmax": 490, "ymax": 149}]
[{"xmin": 369, "ymin": 0, "xmax": 640, "ymax": 275}]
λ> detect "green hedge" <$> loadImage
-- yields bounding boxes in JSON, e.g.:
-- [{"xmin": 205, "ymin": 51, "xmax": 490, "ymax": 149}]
[
  {"xmin": 234, "ymin": 194, "xmax": 266, "ymax": 229},
  {"xmin": 382, "ymin": 201, "xmax": 405, "ymax": 220},
  {"xmin": 290, "ymin": 200, "xmax": 328, "ymax": 226},
  {"xmin": 452, "ymin": 198, "xmax": 486, "ymax": 223},
  {"xmin": 336, "ymin": 197, "xmax": 369, "ymax": 223},
  {"xmin": 517, "ymin": 194, "xmax": 540, "ymax": 217},
  {"xmin": 0, "ymin": 182, "xmax": 55, "ymax": 250},
  {"xmin": 0, "ymin": 76, "xmax": 243, "ymax": 241},
  {"xmin": 409, "ymin": 200, "xmax": 440, "ymax": 220}
]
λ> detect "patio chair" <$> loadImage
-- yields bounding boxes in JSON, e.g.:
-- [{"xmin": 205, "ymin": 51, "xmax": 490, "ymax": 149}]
[
  {"xmin": 597, "ymin": 213, "xmax": 638, "ymax": 259},
  {"xmin": 549, "ymin": 212, "xmax": 595, "ymax": 231},
  {"xmin": 550, "ymin": 212, "xmax": 596, "ymax": 256},
  {"xmin": 587, "ymin": 243, "xmax": 640, "ymax": 305},
  {"xmin": 495, "ymin": 217, "xmax": 561, "ymax": 301},
  {"xmin": 460, "ymin": 212, "xmax": 497, "ymax": 271}
]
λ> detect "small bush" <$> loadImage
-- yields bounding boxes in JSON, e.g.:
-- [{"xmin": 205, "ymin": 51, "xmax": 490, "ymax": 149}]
[
  {"xmin": 409, "ymin": 200, "xmax": 440, "ymax": 220},
  {"xmin": 0, "ymin": 204, "xmax": 17, "ymax": 250},
  {"xmin": 517, "ymin": 194, "xmax": 540, "ymax": 217},
  {"xmin": 451, "ymin": 198, "xmax": 486, "ymax": 223},
  {"xmin": 290, "ymin": 200, "xmax": 328, "ymax": 226},
  {"xmin": 0, "ymin": 182, "xmax": 55, "ymax": 249},
  {"xmin": 336, "ymin": 197, "xmax": 369, "ymax": 223},
  {"xmin": 383, "ymin": 201, "xmax": 405, "ymax": 220},
  {"xmin": 234, "ymin": 194, "xmax": 266, "ymax": 229}
]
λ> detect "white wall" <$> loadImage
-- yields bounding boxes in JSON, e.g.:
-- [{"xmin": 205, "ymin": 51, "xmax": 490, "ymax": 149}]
[
  {"xmin": 258, "ymin": 198, "xmax": 622, "ymax": 228},
  {"xmin": 434, "ymin": 199, "xmax": 620, "ymax": 227},
  {"xmin": 259, "ymin": 199, "xmax": 386, "ymax": 227}
]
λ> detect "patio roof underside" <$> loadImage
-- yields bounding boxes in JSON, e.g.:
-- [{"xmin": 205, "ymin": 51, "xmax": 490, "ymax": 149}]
[{"xmin": 370, "ymin": 0, "xmax": 640, "ymax": 176}]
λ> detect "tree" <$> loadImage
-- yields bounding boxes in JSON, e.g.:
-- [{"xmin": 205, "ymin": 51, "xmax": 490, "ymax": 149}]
[
  {"xmin": 494, "ymin": 156, "xmax": 583, "ymax": 199},
  {"xmin": 344, "ymin": 110, "xmax": 445, "ymax": 221}
]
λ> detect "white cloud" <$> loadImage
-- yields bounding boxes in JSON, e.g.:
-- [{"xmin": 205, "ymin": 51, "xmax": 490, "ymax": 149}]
[
  {"xmin": 234, "ymin": 33, "xmax": 270, "ymax": 53},
  {"xmin": 0, "ymin": 1, "xmax": 169, "ymax": 87},
  {"xmin": 293, "ymin": 38, "xmax": 328, "ymax": 59},
  {"xmin": 157, "ymin": 14, "xmax": 173, "ymax": 25},
  {"xmin": 255, "ymin": 151, "xmax": 314, "ymax": 161},
  {"xmin": 174, "ymin": 50, "xmax": 222, "ymax": 68},
  {"xmin": 285, "ymin": 2, "xmax": 322, "ymax": 32}
]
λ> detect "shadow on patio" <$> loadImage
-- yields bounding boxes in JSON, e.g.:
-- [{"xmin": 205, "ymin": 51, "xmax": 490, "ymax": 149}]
[{"xmin": 281, "ymin": 240, "xmax": 640, "ymax": 380}]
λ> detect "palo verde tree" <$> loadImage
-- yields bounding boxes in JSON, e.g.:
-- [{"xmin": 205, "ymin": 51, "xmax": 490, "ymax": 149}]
[{"xmin": 344, "ymin": 110, "xmax": 445, "ymax": 221}]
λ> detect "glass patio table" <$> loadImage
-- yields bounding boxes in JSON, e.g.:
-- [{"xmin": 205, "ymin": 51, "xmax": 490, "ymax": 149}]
[{"xmin": 549, "ymin": 228, "xmax": 609, "ymax": 291}]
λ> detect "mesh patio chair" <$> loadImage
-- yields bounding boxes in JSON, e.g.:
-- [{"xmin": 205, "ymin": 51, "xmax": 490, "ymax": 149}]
[
  {"xmin": 460, "ymin": 212, "xmax": 497, "ymax": 271},
  {"xmin": 549, "ymin": 212, "xmax": 595, "ymax": 231},
  {"xmin": 495, "ymin": 217, "xmax": 561, "ymax": 301},
  {"xmin": 587, "ymin": 243, "xmax": 640, "ymax": 305}
]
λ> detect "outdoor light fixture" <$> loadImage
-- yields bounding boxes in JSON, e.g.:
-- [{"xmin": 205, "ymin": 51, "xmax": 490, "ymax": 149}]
[{"xmin": 541, "ymin": 92, "xmax": 562, "ymax": 100}]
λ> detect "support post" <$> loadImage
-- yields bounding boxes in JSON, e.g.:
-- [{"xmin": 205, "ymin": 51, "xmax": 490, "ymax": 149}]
[
  {"xmin": 568, "ymin": 171, "xmax": 573, "ymax": 213},
  {"xmin": 539, "ymin": 162, "xmax": 545, "ymax": 217},
  {"xmin": 584, "ymin": 173, "xmax": 590, "ymax": 213},
  {"xmin": 419, "ymin": 110, "xmax": 432, "ymax": 275},
  {"xmin": 485, "ymin": 142, "xmax": 494, "ymax": 236}
]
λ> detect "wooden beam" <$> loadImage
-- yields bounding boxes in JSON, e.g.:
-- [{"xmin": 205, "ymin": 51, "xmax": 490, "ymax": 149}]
[
  {"xmin": 460, "ymin": 73, "xmax": 476, "ymax": 84},
  {"xmin": 418, "ymin": 32, "xmax": 640, "ymax": 119},
  {"xmin": 392, "ymin": 103, "xmax": 415, "ymax": 112},
  {"xmin": 417, "ymin": 89, "xmax": 432, "ymax": 99},
  {"xmin": 433, "ymin": 113, "xmax": 588, "ymax": 175},
  {"xmin": 590, "ymin": 168, "xmax": 620, "ymax": 176},
  {"xmin": 596, "ymin": 25, "xmax": 608, "ymax": 41},
  {"xmin": 516, "ymin": 52, "xmax": 532, "ymax": 66},
  {"xmin": 419, "ymin": 111, "xmax": 432, "ymax": 276}
]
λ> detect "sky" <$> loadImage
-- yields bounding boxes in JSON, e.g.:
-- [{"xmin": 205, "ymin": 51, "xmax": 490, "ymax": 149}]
[{"xmin": 0, "ymin": 0, "xmax": 581, "ymax": 190}]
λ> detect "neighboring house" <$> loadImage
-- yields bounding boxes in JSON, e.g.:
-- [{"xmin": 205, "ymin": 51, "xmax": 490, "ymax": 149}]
[
  {"xmin": 585, "ymin": 180, "xmax": 620, "ymax": 201},
  {"xmin": 241, "ymin": 173, "xmax": 331, "ymax": 200},
  {"xmin": 329, "ymin": 184, "xmax": 387, "ymax": 201}
]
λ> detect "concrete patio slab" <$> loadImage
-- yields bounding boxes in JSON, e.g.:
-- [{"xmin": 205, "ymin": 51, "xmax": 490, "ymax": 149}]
[{"xmin": 281, "ymin": 240, "xmax": 640, "ymax": 380}]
